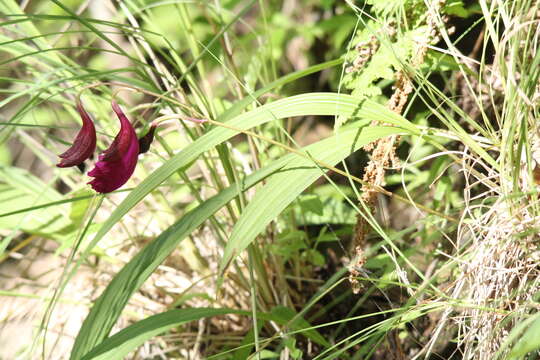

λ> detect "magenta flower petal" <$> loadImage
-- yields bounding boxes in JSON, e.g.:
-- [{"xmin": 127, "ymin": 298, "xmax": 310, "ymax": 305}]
[
  {"xmin": 87, "ymin": 101, "xmax": 139, "ymax": 193},
  {"xmin": 56, "ymin": 100, "xmax": 97, "ymax": 168}
]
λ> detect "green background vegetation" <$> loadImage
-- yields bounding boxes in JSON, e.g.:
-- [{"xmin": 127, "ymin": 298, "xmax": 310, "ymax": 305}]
[{"xmin": 1, "ymin": 0, "xmax": 540, "ymax": 359}]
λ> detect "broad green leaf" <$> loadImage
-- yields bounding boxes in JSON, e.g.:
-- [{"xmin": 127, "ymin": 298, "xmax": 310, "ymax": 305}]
[
  {"xmin": 509, "ymin": 313, "xmax": 540, "ymax": 358},
  {"xmin": 294, "ymin": 196, "xmax": 356, "ymax": 225},
  {"xmin": 0, "ymin": 167, "xmax": 71, "ymax": 246},
  {"xmin": 81, "ymin": 306, "xmax": 329, "ymax": 360},
  {"xmin": 298, "ymin": 194, "xmax": 324, "ymax": 216},
  {"xmin": 81, "ymin": 308, "xmax": 247, "ymax": 360},
  {"xmin": 219, "ymin": 125, "xmax": 404, "ymax": 273},
  {"xmin": 68, "ymin": 189, "xmax": 95, "ymax": 228},
  {"xmin": 0, "ymin": 143, "xmax": 11, "ymax": 165},
  {"xmin": 270, "ymin": 306, "xmax": 329, "ymax": 347}
]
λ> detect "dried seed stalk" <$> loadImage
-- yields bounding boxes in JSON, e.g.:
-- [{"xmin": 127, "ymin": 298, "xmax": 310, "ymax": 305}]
[{"xmin": 349, "ymin": 0, "xmax": 447, "ymax": 293}]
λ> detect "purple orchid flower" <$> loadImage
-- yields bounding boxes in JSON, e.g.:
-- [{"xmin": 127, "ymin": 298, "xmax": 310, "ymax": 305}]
[
  {"xmin": 56, "ymin": 99, "xmax": 96, "ymax": 168},
  {"xmin": 88, "ymin": 100, "xmax": 139, "ymax": 193}
]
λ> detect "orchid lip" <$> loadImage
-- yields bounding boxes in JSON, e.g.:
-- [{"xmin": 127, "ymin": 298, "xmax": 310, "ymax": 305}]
[
  {"xmin": 56, "ymin": 99, "xmax": 97, "ymax": 168},
  {"xmin": 87, "ymin": 100, "xmax": 139, "ymax": 193}
]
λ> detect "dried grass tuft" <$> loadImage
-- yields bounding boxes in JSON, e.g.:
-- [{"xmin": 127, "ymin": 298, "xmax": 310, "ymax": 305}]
[{"xmin": 456, "ymin": 199, "xmax": 540, "ymax": 359}]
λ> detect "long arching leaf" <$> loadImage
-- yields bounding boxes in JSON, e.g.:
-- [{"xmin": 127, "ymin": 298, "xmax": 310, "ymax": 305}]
[
  {"xmin": 80, "ymin": 308, "xmax": 247, "ymax": 360},
  {"xmin": 219, "ymin": 125, "xmax": 405, "ymax": 273}
]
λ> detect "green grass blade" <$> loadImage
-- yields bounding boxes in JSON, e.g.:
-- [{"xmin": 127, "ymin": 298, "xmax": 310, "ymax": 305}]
[
  {"xmin": 176, "ymin": 0, "xmax": 256, "ymax": 86},
  {"xmin": 0, "ymin": 0, "xmax": 65, "ymax": 66},
  {"xmin": 48, "ymin": 0, "xmax": 129, "ymax": 58},
  {"xmin": 217, "ymin": 58, "xmax": 343, "ymax": 122}
]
